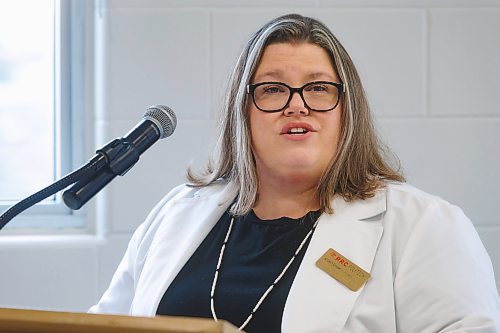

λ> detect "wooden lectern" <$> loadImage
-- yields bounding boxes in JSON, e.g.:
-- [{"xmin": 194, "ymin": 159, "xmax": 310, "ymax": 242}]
[{"xmin": 0, "ymin": 308, "xmax": 240, "ymax": 333}]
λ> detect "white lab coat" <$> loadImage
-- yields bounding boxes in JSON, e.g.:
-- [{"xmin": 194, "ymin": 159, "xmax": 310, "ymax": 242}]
[{"xmin": 89, "ymin": 181, "xmax": 500, "ymax": 332}]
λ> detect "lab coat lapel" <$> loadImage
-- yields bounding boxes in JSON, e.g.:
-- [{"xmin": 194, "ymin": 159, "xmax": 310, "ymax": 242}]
[
  {"xmin": 282, "ymin": 191, "xmax": 386, "ymax": 332},
  {"xmin": 131, "ymin": 183, "xmax": 237, "ymax": 316}
]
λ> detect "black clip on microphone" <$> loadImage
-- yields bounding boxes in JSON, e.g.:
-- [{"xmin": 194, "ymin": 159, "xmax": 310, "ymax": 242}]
[{"xmin": 62, "ymin": 105, "xmax": 177, "ymax": 210}]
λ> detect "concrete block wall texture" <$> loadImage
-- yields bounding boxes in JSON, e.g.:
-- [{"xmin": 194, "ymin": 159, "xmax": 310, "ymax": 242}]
[{"xmin": 0, "ymin": 0, "xmax": 498, "ymax": 312}]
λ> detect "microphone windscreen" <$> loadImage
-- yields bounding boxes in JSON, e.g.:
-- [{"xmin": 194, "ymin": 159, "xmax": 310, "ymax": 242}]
[{"xmin": 144, "ymin": 105, "xmax": 177, "ymax": 139}]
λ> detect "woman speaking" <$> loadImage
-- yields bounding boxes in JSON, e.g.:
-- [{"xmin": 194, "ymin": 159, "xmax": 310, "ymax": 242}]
[{"xmin": 90, "ymin": 14, "xmax": 500, "ymax": 332}]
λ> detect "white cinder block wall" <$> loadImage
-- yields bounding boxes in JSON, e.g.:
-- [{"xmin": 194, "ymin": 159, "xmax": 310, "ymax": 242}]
[{"xmin": 0, "ymin": 0, "xmax": 499, "ymax": 312}]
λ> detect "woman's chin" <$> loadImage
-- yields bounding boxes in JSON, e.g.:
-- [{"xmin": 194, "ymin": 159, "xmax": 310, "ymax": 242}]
[
  {"xmin": 276, "ymin": 162, "xmax": 325, "ymax": 181},
  {"xmin": 255, "ymin": 151, "xmax": 328, "ymax": 183},
  {"xmin": 283, "ymin": 154, "xmax": 323, "ymax": 171}
]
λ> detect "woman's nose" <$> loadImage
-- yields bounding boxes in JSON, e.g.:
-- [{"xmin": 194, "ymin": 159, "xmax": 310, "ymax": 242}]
[{"xmin": 283, "ymin": 92, "xmax": 309, "ymax": 116}]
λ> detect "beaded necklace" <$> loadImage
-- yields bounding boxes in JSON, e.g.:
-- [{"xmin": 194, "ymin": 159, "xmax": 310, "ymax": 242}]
[{"xmin": 210, "ymin": 214, "xmax": 320, "ymax": 331}]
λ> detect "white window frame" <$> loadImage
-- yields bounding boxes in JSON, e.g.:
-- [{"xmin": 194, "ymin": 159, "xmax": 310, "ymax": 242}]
[{"xmin": 0, "ymin": 0, "xmax": 93, "ymax": 233}]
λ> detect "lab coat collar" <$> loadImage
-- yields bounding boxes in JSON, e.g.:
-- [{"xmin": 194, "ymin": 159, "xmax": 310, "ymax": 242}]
[{"xmin": 332, "ymin": 188, "xmax": 387, "ymax": 220}]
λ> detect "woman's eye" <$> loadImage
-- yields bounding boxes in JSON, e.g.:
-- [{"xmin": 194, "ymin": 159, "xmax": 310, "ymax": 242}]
[
  {"xmin": 262, "ymin": 85, "xmax": 285, "ymax": 94},
  {"xmin": 307, "ymin": 84, "xmax": 328, "ymax": 92}
]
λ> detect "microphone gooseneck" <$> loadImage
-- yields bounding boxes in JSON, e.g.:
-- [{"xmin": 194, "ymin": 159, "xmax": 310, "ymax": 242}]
[{"xmin": 0, "ymin": 105, "xmax": 177, "ymax": 229}]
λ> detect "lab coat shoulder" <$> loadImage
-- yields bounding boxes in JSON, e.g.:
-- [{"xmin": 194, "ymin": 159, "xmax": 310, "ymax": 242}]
[{"xmin": 384, "ymin": 182, "xmax": 500, "ymax": 332}]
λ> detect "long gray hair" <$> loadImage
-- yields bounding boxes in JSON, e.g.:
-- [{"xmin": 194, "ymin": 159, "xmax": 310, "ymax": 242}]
[{"xmin": 188, "ymin": 14, "xmax": 404, "ymax": 216}]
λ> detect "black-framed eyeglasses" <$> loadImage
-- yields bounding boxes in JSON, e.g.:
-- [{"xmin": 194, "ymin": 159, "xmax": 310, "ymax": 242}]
[{"xmin": 246, "ymin": 81, "xmax": 344, "ymax": 113}]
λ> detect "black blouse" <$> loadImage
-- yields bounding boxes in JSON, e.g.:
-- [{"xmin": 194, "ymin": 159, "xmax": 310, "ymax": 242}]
[{"xmin": 156, "ymin": 208, "xmax": 321, "ymax": 333}]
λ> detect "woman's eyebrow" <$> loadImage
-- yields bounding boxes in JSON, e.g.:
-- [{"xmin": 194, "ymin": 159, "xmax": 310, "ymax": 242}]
[
  {"xmin": 308, "ymin": 72, "xmax": 337, "ymax": 81},
  {"xmin": 253, "ymin": 70, "xmax": 284, "ymax": 82},
  {"xmin": 253, "ymin": 70, "xmax": 337, "ymax": 83}
]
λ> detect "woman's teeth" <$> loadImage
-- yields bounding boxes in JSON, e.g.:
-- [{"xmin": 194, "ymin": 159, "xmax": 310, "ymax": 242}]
[{"xmin": 288, "ymin": 128, "xmax": 308, "ymax": 134}]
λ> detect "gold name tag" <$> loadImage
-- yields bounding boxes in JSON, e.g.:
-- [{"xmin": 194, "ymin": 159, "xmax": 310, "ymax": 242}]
[{"xmin": 315, "ymin": 248, "xmax": 371, "ymax": 291}]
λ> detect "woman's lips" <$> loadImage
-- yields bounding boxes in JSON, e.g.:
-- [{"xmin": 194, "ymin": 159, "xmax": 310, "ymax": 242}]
[{"xmin": 280, "ymin": 122, "xmax": 316, "ymax": 140}]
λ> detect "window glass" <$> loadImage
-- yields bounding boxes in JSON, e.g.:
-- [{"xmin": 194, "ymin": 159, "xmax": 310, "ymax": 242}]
[{"xmin": 0, "ymin": 0, "xmax": 55, "ymax": 203}]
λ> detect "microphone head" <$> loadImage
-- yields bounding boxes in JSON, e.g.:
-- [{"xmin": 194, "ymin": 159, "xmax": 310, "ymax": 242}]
[{"xmin": 144, "ymin": 105, "xmax": 177, "ymax": 139}]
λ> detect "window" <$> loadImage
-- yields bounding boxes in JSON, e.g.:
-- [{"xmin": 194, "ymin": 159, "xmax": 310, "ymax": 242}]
[{"xmin": 0, "ymin": 0, "xmax": 89, "ymax": 231}]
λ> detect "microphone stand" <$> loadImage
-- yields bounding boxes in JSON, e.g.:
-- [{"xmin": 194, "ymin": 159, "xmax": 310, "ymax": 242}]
[{"xmin": 0, "ymin": 137, "xmax": 141, "ymax": 231}]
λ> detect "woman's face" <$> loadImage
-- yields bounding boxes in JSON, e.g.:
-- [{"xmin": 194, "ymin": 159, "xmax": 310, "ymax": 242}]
[{"xmin": 249, "ymin": 42, "xmax": 342, "ymax": 186}]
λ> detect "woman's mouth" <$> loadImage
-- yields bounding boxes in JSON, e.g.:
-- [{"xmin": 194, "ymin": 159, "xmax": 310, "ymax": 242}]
[{"xmin": 280, "ymin": 122, "xmax": 315, "ymax": 140}]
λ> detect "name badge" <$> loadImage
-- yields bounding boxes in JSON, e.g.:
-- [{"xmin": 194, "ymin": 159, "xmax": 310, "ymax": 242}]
[{"xmin": 316, "ymin": 248, "xmax": 371, "ymax": 291}]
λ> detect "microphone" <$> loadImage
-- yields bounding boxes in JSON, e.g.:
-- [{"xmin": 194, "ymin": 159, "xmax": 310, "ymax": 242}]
[{"xmin": 62, "ymin": 105, "xmax": 177, "ymax": 210}]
